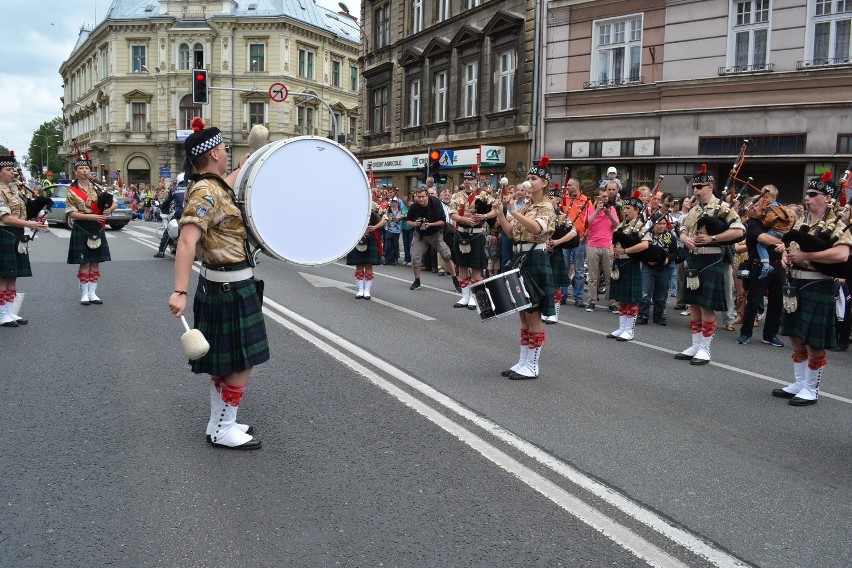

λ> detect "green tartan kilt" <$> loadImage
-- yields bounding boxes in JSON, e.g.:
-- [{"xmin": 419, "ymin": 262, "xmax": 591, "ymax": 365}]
[
  {"xmin": 514, "ymin": 250, "xmax": 555, "ymax": 317},
  {"xmin": 610, "ymin": 257, "xmax": 642, "ymax": 304},
  {"xmin": 454, "ymin": 231, "xmax": 488, "ymax": 269},
  {"xmin": 780, "ymin": 278, "xmax": 837, "ymax": 350},
  {"xmin": 191, "ymin": 276, "xmax": 270, "ymax": 376},
  {"xmin": 346, "ymin": 232, "xmax": 383, "ymax": 265},
  {"xmin": 679, "ymin": 253, "xmax": 728, "ymax": 311},
  {"xmin": 550, "ymin": 249, "xmax": 570, "ymax": 288},
  {"xmin": 66, "ymin": 221, "xmax": 111, "ymax": 264},
  {"xmin": 0, "ymin": 227, "xmax": 32, "ymax": 278}
]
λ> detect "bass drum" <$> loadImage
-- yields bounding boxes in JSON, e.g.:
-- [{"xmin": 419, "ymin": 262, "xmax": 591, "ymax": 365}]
[{"xmin": 234, "ymin": 136, "xmax": 371, "ymax": 265}]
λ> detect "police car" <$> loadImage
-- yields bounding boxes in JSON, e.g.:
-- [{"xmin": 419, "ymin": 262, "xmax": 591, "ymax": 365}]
[{"xmin": 43, "ymin": 184, "xmax": 133, "ymax": 230}]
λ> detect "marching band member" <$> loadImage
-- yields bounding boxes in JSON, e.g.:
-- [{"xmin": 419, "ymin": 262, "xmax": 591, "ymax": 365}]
[
  {"xmin": 168, "ymin": 118, "xmax": 266, "ymax": 450},
  {"xmin": 675, "ymin": 165, "xmax": 745, "ymax": 364},
  {"xmin": 346, "ymin": 200, "xmax": 386, "ymax": 300},
  {"xmin": 493, "ymin": 157, "xmax": 556, "ymax": 380},
  {"xmin": 607, "ymin": 194, "xmax": 645, "ymax": 341},
  {"xmin": 66, "ymin": 151, "xmax": 117, "ymax": 305},
  {"xmin": 450, "ymin": 167, "xmax": 496, "ymax": 309},
  {"xmin": 774, "ymin": 173, "xmax": 852, "ymax": 406},
  {"xmin": 0, "ymin": 151, "xmax": 47, "ymax": 326},
  {"xmin": 544, "ymin": 184, "xmax": 577, "ymax": 324}
]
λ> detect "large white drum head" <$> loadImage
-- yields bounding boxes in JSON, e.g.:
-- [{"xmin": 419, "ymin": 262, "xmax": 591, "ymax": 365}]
[{"xmin": 235, "ymin": 136, "xmax": 371, "ymax": 265}]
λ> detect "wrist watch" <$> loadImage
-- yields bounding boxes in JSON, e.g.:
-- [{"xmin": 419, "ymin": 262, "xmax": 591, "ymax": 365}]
[{"xmin": 711, "ymin": 235, "xmax": 716, "ymax": 242}]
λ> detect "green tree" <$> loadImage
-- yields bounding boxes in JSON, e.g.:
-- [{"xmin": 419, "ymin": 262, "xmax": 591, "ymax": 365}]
[
  {"xmin": 0, "ymin": 144, "xmax": 9, "ymax": 156},
  {"xmin": 28, "ymin": 118, "xmax": 64, "ymax": 178}
]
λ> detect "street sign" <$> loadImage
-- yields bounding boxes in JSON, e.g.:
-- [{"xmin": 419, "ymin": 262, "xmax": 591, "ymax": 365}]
[
  {"xmin": 438, "ymin": 150, "xmax": 454, "ymax": 167},
  {"xmin": 159, "ymin": 166, "xmax": 171, "ymax": 179},
  {"xmin": 269, "ymin": 82, "xmax": 289, "ymax": 102}
]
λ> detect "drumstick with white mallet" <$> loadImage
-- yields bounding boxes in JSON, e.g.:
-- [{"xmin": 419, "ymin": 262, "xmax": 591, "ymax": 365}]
[
  {"xmin": 247, "ymin": 124, "xmax": 270, "ymax": 154},
  {"xmin": 180, "ymin": 315, "xmax": 210, "ymax": 360}
]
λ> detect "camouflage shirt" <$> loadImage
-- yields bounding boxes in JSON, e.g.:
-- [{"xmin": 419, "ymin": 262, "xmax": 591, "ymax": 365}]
[
  {"xmin": 449, "ymin": 189, "xmax": 495, "ymax": 224},
  {"xmin": 0, "ymin": 182, "xmax": 25, "ymax": 224},
  {"xmin": 680, "ymin": 196, "xmax": 744, "ymax": 238},
  {"xmin": 180, "ymin": 175, "xmax": 248, "ymax": 265},
  {"xmin": 65, "ymin": 182, "xmax": 98, "ymax": 214},
  {"xmin": 511, "ymin": 200, "xmax": 556, "ymax": 244},
  {"xmin": 788, "ymin": 209, "xmax": 852, "ymax": 271}
]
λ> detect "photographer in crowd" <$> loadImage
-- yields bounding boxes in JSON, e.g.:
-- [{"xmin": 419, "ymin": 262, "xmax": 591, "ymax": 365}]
[{"xmin": 406, "ymin": 187, "xmax": 455, "ymax": 291}]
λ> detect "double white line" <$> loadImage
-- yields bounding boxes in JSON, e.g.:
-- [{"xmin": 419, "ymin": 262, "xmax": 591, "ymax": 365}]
[{"xmin": 261, "ymin": 297, "xmax": 753, "ymax": 568}]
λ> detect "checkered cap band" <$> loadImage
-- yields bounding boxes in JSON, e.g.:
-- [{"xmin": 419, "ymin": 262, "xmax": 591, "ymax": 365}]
[
  {"xmin": 807, "ymin": 177, "xmax": 839, "ymax": 199},
  {"xmin": 74, "ymin": 157, "xmax": 91, "ymax": 167},
  {"xmin": 692, "ymin": 172, "xmax": 715, "ymax": 184},
  {"xmin": 188, "ymin": 132, "xmax": 223, "ymax": 157},
  {"xmin": 528, "ymin": 165, "xmax": 552, "ymax": 182},
  {"xmin": 0, "ymin": 156, "xmax": 16, "ymax": 168}
]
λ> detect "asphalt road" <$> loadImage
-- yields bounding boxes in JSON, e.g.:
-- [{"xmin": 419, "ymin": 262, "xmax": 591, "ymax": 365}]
[{"xmin": 1, "ymin": 221, "xmax": 850, "ymax": 568}]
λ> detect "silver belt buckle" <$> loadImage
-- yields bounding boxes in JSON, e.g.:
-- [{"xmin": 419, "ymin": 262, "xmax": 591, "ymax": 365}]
[{"xmin": 221, "ymin": 282, "xmax": 231, "ymax": 292}]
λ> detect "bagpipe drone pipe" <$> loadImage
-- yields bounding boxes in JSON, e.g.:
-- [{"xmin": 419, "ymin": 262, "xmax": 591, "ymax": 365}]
[
  {"xmin": 782, "ymin": 221, "xmax": 852, "ymax": 280},
  {"xmin": 24, "ymin": 195, "xmax": 54, "ymax": 221}
]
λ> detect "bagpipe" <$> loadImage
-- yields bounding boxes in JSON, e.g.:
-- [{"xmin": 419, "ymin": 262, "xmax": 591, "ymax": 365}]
[
  {"xmin": 72, "ymin": 140, "xmax": 114, "ymax": 212},
  {"xmin": 12, "ymin": 167, "xmax": 53, "ymax": 221},
  {"xmin": 612, "ymin": 214, "xmax": 667, "ymax": 264}
]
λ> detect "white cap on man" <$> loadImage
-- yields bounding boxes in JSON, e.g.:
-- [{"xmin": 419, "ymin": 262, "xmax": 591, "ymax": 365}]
[{"xmin": 607, "ymin": 166, "xmax": 618, "ymax": 175}]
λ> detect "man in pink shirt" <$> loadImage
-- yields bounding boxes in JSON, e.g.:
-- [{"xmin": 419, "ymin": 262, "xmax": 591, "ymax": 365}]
[{"xmin": 585, "ymin": 184, "xmax": 620, "ymax": 312}]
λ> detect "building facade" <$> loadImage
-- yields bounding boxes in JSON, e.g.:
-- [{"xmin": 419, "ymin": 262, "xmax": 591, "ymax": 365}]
[
  {"xmin": 359, "ymin": 0, "xmax": 541, "ymax": 195},
  {"xmin": 60, "ymin": 0, "xmax": 360, "ymax": 186},
  {"xmin": 543, "ymin": 0, "xmax": 852, "ymax": 202}
]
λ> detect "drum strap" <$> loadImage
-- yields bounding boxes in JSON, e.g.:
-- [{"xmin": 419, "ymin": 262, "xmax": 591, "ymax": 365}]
[{"xmin": 190, "ymin": 172, "xmax": 257, "ymax": 267}]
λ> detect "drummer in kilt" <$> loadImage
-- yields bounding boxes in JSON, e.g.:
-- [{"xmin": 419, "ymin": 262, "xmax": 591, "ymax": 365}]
[
  {"xmin": 168, "ymin": 118, "xmax": 267, "ymax": 450},
  {"xmin": 0, "ymin": 151, "xmax": 48, "ymax": 326},
  {"xmin": 675, "ymin": 164, "xmax": 745, "ymax": 365},
  {"xmin": 346, "ymin": 200, "xmax": 386, "ymax": 299},
  {"xmin": 67, "ymin": 151, "xmax": 117, "ymax": 305},
  {"xmin": 774, "ymin": 173, "xmax": 852, "ymax": 406},
  {"xmin": 449, "ymin": 166, "xmax": 497, "ymax": 309},
  {"xmin": 544, "ymin": 184, "xmax": 578, "ymax": 324},
  {"xmin": 607, "ymin": 194, "xmax": 645, "ymax": 341},
  {"xmin": 493, "ymin": 157, "xmax": 556, "ymax": 380}
]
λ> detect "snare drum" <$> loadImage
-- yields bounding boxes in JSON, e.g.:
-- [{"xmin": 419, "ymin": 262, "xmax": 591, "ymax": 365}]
[
  {"xmin": 234, "ymin": 136, "xmax": 371, "ymax": 265},
  {"xmin": 471, "ymin": 269, "xmax": 532, "ymax": 320}
]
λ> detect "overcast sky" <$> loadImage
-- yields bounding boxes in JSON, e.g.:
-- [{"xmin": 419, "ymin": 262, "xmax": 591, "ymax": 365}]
[{"xmin": 0, "ymin": 0, "xmax": 360, "ymax": 163}]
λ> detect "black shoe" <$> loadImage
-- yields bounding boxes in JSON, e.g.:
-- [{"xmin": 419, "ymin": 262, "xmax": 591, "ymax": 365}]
[
  {"xmin": 771, "ymin": 388, "xmax": 796, "ymax": 399},
  {"xmin": 560, "ymin": 298, "xmax": 567, "ymax": 305},
  {"xmin": 574, "ymin": 300, "xmax": 585, "ymax": 308},
  {"xmin": 1, "ymin": 320, "xmax": 19, "ymax": 327},
  {"xmin": 829, "ymin": 343, "xmax": 849, "ymax": 352},
  {"xmin": 608, "ymin": 305, "xmax": 619, "ymax": 314},
  {"xmin": 508, "ymin": 371, "xmax": 539, "ymax": 380},
  {"xmin": 452, "ymin": 277, "xmax": 462, "ymax": 293},
  {"xmin": 153, "ymin": 252, "xmax": 165, "ymax": 258},
  {"xmin": 80, "ymin": 300, "xmax": 90, "ymax": 306},
  {"xmin": 673, "ymin": 303, "xmax": 685, "ymax": 310},
  {"xmin": 653, "ymin": 318, "xmax": 666, "ymax": 326},
  {"xmin": 789, "ymin": 396, "xmax": 817, "ymax": 407},
  {"xmin": 206, "ymin": 425, "xmax": 255, "ymax": 443},
  {"xmin": 13, "ymin": 317, "xmax": 28, "ymax": 325},
  {"xmin": 409, "ymin": 279, "xmax": 421, "ymax": 290},
  {"xmin": 501, "ymin": 369, "xmax": 514, "ymax": 377},
  {"xmin": 210, "ymin": 437, "xmax": 263, "ymax": 450},
  {"xmin": 636, "ymin": 316, "xmax": 649, "ymax": 325}
]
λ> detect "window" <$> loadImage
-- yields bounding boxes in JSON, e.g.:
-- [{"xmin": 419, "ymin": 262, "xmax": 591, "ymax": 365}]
[
  {"xmin": 434, "ymin": 71, "xmax": 447, "ymax": 122},
  {"xmin": 100, "ymin": 48, "xmax": 108, "ymax": 77},
  {"xmin": 371, "ymin": 86, "xmax": 388, "ymax": 132},
  {"xmin": 375, "ymin": 4, "xmax": 390, "ymax": 49},
  {"xmin": 408, "ymin": 79, "xmax": 421, "ymax": 127},
  {"xmin": 249, "ymin": 43, "xmax": 265, "ymax": 71},
  {"xmin": 298, "ymin": 48, "xmax": 315, "ymax": 79},
  {"xmin": 729, "ymin": 1, "xmax": 771, "ymax": 72},
  {"xmin": 350, "ymin": 65, "xmax": 359, "ymax": 91},
  {"xmin": 249, "ymin": 102, "xmax": 265, "ymax": 127},
  {"xmin": 437, "ymin": 0, "xmax": 450, "ymax": 22},
  {"xmin": 467, "ymin": 0, "xmax": 481, "ymax": 7},
  {"xmin": 809, "ymin": 0, "xmax": 852, "ymax": 65},
  {"xmin": 178, "ymin": 94, "xmax": 201, "ymax": 129},
  {"xmin": 463, "ymin": 62, "xmax": 477, "ymax": 117},
  {"xmin": 178, "ymin": 43, "xmax": 191, "ymax": 70},
  {"xmin": 131, "ymin": 45, "xmax": 146, "ymax": 73},
  {"xmin": 592, "ymin": 15, "xmax": 642, "ymax": 85},
  {"xmin": 496, "ymin": 51, "xmax": 515, "ymax": 111},
  {"xmin": 297, "ymin": 106, "xmax": 315, "ymax": 135},
  {"xmin": 349, "ymin": 116, "xmax": 357, "ymax": 141},
  {"xmin": 412, "ymin": 0, "xmax": 423, "ymax": 33},
  {"xmin": 193, "ymin": 42, "xmax": 204, "ymax": 68},
  {"xmin": 332, "ymin": 60, "xmax": 341, "ymax": 87},
  {"xmin": 131, "ymin": 102, "xmax": 147, "ymax": 131}
]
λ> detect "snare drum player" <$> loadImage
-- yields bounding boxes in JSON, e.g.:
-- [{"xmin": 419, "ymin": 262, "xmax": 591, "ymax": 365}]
[
  {"xmin": 675, "ymin": 165, "xmax": 745, "ymax": 364},
  {"xmin": 168, "ymin": 118, "xmax": 267, "ymax": 450},
  {"xmin": 66, "ymin": 151, "xmax": 117, "ymax": 306},
  {"xmin": 0, "ymin": 151, "xmax": 47, "ymax": 326},
  {"xmin": 450, "ymin": 167, "xmax": 497, "ymax": 309},
  {"xmin": 493, "ymin": 157, "xmax": 556, "ymax": 379},
  {"xmin": 774, "ymin": 174, "xmax": 852, "ymax": 406},
  {"xmin": 346, "ymin": 200, "xmax": 386, "ymax": 299}
]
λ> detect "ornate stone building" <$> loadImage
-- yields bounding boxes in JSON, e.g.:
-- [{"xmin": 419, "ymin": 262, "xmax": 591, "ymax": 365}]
[
  {"xmin": 359, "ymin": 0, "xmax": 542, "ymax": 193},
  {"xmin": 60, "ymin": 0, "xmax": 360, "ymax": 185}
]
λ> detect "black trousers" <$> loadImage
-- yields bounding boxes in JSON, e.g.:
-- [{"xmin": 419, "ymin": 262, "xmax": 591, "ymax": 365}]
[{"xmin": 740, "ymin": 258, "xmax": 783, "ymax": 339}]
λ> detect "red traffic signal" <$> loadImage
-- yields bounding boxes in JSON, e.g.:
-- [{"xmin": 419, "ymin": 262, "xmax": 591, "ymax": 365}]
[
  {"xmin": 429, "ymin": 148, "xmax": 443, "ymax": 175},
  {"xmin": 192, "ymin": 69, "xmax": 209, "ymax": 104},
  {"xmin": 429, "ymin": 149, "xmax": 441, "ymax": 162}
]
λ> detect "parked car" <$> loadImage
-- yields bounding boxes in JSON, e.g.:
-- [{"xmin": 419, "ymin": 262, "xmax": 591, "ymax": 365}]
[{"xmin": 43, "ymin": 184, "xmax": 133, "ymax": 230}]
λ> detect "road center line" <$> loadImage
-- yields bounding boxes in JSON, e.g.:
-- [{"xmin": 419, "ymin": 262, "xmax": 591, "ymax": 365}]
[{"xmin": 262, "ymin": 297, "xmax": 753, "ymax": 568}]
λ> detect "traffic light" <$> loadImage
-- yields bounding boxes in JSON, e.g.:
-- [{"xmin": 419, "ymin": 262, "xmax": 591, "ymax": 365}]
[
  {"xmin": 429, "ymin": 148, "xmax": 442, "ymax": 179},
  {"xmin": 417, "ymin": 166, "xmax": 429, "ymax": 183},
  {"xmin": 192, "ymin": 69, "xmax": 209, "ymax": 104}
]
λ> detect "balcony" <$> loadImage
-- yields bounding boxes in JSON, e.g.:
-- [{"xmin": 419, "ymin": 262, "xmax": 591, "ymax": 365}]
[
  {"xmin": 718, "ymin": 63, "xmax": 774, "ymax": 75},
  {"xmin": 583, "ymin": 76, "xmax": 645, "ymax": 89},
  {"xmin": 797, "ymin": 58, "xmax": 852, "ymax": 70}
]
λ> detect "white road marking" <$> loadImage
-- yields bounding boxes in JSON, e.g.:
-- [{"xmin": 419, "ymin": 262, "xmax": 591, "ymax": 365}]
[
  {"xmin": 300, "ymin": 272, "xmax": 434, "ymax": 320},
  {"xmin": 261, "ymin": 297, "xmax": 753, "ymax": 568}
]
